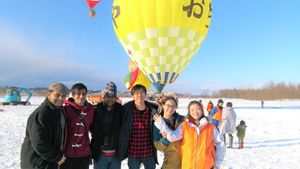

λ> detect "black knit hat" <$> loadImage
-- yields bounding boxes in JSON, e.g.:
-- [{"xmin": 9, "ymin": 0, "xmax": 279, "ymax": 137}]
[
  {"xmin": 218, "ymin": 99, "xmax": 224, "ymax": 104},
  {"xmin": 103, "ymin": 81, "xmax": 117, "ymax": 97},
  {"xmin": 240, "ymin": 120, "xmax": 246, "ymax": 125}
]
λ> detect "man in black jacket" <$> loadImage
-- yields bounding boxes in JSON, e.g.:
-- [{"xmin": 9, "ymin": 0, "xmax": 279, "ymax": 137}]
[
  {"xmin": 91, "ymin": 81, "xmax": 124, "ymax": 169},
  {"xmin": 118, "ymin": 84, "xmax": 158, "ymax": 169},
  {"xmin": 20, "ymin": 82, "xmax": 69, "ymax": 169}
]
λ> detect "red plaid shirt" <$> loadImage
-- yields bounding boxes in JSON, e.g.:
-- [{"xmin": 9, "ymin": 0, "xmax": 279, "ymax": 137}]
[{"xmin": 128, "ymin": 106, "xmax": 153, "ymax": 158}]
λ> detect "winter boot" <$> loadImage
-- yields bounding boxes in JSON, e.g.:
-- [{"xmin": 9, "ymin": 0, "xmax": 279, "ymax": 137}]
[
  {"xmin": 227, "ymin": 135, "xmax": 233, "ymax": 148},
  {"xmin": 241, "ymin": 142, "xmax": 244, "ymax": 149},
  {"xmin": 238, "ymin": 142, "xmax": 242, "ymax": 149}
]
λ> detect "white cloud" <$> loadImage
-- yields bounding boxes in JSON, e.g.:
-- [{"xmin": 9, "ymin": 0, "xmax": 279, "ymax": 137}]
[{"xmin": 0, "ymin": 24, "xmax": 122, "ymax": 90}]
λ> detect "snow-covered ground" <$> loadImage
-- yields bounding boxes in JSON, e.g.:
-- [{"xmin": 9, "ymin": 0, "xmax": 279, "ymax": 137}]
[{"xmin": 1, "ymin": 97, "xmax": 300, "ymax": 169}]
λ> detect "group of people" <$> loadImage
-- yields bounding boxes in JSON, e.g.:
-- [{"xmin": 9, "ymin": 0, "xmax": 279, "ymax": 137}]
[
  {"xmin": 207, "ymin": 99, "xmax": 247, "ymax": 149},
  {"xmin": 153, "ymin": 98, "xmax": 226, "ymax": 169},
  {"xmin": 20, "ymin": 82, "xmax": 160, "ymax": 169},
  {"xmin": 20, "ymin": 82, "xmax": 244, "ymax": 169}
]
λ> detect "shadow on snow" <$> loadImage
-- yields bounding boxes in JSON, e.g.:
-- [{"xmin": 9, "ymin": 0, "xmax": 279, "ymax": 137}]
[{"xmin": 243, "ymin": 138, "xmax": 300, "ymax": 149}]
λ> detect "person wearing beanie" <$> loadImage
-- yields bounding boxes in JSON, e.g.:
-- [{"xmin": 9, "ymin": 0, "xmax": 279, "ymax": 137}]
[
  {"xmin": 209, "ymin": 99, "xmax": 224, "ymax": 128},
  {"xmin": 103, "ymin": 81, "xmax": 117, "ymax": 97},
  {"xmin": 61, "ymin": 83, "xmax": 95, "ymax": 169},
  {"xmin": 153, "ymin": 100, "xmax": 226, "ymax": 169},
  {"xmin": 236, "ymin": 120, "xmax": 247, "ymax": 149},
  {"xmin": 91, "ymin": 81, "xmax": 124, "ymax": 169},
  {"xmin": 118, "ymin": 84, "xmax": 159, "ymax": 169},
  {"xmin": 218, "ymin": 99, "xmax": 224, "ymax": 104},
  {"xmin": 100, "ymin": 81, "xmax": 122, "ymax": 104},
  {"xmin": 21, "ymin": 82, "xmax": 69, "ymax": 169}
]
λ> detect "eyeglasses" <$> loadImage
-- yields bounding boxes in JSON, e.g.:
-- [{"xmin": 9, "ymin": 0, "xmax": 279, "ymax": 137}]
[{"xmin": 164, "ymin": 104, "xmax": 176, "ymax": 109}]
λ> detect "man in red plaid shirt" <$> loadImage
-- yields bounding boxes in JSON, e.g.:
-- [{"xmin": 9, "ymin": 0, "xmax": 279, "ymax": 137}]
[{"xmin": 118, "ymin": 84, "xmax": 159, "ymax": 169}]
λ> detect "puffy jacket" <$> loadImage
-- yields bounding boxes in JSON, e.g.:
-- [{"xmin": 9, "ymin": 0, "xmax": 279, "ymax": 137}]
[
  {"xmin": 236, "ymin": 124, "xmax": 247, "ymax": 138},
  {"xmin": 219, "ymin": 107, "xmax": 236, "ymax": 135},
  {"xmin": 154, "ymin": 117, "xmax": 226, "ymax": 169},
  {"xmin": 181, "ymin": 120, "xmax": 215, "ymax": 169},
  {"xmin": 118, "ymin": 100, "xmax": 158, "ymax": 163},
  {"xmin": 153, "ymin": 113, "xmax": 184, "ymax": 169},
  {"xmin": 63, "ymin": 98, "xmax": 94, "ymax": 158},
  {"xmin": 20, "ymin": 98, "xmax": 64, "ymax": 169},
  {"xmin": 209, "ymin": 106, "xmax": 223, "ymax": 126}
]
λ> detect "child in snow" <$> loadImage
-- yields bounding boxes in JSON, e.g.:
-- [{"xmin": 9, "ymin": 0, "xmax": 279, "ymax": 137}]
[{"xmin": 236, "ymin": 120, "xmax": 247, "ymax": 149}]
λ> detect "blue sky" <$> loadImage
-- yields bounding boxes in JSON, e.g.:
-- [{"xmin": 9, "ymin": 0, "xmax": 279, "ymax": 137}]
[{"xmin": 0, "ymin": 0, "xmax": 299, "ymax": 94}]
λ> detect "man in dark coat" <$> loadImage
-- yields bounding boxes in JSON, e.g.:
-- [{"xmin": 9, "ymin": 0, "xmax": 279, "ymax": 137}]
[
  {"xmin": 20, "ymin": 82, "xmax": 69, "ymax": 169},
  {"xmin": 91, "ymin": 81, "xmax": 124, "ymax": 169},
  {"xmin": 118, "ymin": 84, "xmax": 158, "ymax": 169}
]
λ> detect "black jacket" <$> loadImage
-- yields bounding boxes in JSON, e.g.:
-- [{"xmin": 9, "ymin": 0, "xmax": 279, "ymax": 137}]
[
  {"xmin": 91, "ymin": 102, "xmax": 123, "ymax": 161},
  {"xmin": 20, "ymin": 98, "xmax": 65, "ymax": 169},
  {"xmin": 118, "ymin": 100, "xmax": 158, "ymax": 163}
]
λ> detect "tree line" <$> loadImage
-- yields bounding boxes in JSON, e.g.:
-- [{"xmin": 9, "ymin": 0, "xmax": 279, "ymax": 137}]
[
  {"xmin": 214, "ymin": 82, "xmax": 300, "ymax": 100},
  {"xmin": 1, "ymin": 82, "xmax": 300, "ymax": 100}
]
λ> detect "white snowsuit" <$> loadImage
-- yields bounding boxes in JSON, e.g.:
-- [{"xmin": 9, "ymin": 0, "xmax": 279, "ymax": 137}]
[{"xmin": 219, "ymin": 107, "xmax": 236, "ymax": 134}]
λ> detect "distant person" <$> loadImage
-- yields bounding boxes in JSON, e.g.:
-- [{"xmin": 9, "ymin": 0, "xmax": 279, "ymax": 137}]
[
  {"xmin": 91, "ymin": 82, "xmax": 123, "ymax": 169},
  {"xmin": 155, "ymin": 95, "xmax": 165, "ymax": 114},
  {"xmin": 61, "ymin": 83, "xmax": 95, "ymax": 169},
  {"xmin": 219, "ymin": 102, "xmax": 236, "ymax": 148},
  {"xmin": 199, "ymin": 99, "xmax": 204, "ymax": 109},
  {"xmin": 118, "ymin": 84, "xmax": 159, "ymax": 169},
  {"xmin": 236, "ymin": 120, "xmax": 247, "ymax": 149},
  {"xmin": 209, "ymin": 99, "xmax": 224, "ymax": 128},
  {"xmin": 154, "ymin": 101, "xmax": 226, "ymax": 169},
  {"xmin": 156, "ymin": 95, "xmax": 165, "ymax": 106},
  {"xmin": 261, "ymin": 100, "xmax": 264, "ymax": 108},
  {"xmin": 153, "ymin": 96, "xmax": 185, "ymax": 169},
  {"xmin": 206, "ymin": 100, "xmax": 214, "ymax": 114},
  {"xmin": 20, "ymin": 82, "xmax": 69, "ymax": 169}
]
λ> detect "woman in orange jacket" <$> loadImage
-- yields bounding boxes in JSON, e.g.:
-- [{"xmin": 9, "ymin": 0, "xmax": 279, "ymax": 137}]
[{"xmin": 154, "ymin": 101, "xmax": 226, "ymax": 169}]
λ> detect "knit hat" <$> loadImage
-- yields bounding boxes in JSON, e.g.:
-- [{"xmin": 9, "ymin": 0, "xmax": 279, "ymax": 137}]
[
  {"xmin": 103, "ymin": 81, "xmax": 117, "ymax": 97},
  {"xmin": 218, "ymin": 99, "xmax": 224, "ymax": 104},
  {"xmin": 240, "ymin": 120, "xmax": 246, "ymax": 125}
]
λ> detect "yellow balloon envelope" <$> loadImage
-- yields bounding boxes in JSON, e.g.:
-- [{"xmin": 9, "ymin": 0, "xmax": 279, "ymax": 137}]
[{"xmin": 113, "ymin": 0, "xmax": 212, "ymax": 92}]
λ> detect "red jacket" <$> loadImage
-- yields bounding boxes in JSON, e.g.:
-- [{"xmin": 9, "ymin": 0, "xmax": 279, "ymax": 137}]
[{"xmin": 63, "ymin": 98, "xmax": 95, "ymax": 158}]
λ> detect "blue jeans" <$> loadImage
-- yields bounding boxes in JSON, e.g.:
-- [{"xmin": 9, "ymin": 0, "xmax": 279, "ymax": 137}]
[
  {"xmin": 93, "ymin": 155, "xmax": 121, "ymax": 169},
  {"xmin": 128, "ymin": 157, "xmax": 155, "ymax": 169}
]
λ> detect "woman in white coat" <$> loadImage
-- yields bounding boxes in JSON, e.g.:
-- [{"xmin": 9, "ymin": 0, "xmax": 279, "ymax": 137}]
[{"xmin": 219, "ymin": 102, "xmax": 236, "ymax": 148}]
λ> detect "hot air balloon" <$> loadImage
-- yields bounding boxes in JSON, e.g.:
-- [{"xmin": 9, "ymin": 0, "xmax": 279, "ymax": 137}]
[
  {"xmin": 86, "ymin": 0, "xmax": 101, "ymax": 18},
  {"xmin": 124, "ymin": 60, "xmax": 151, "ymax": 90},
  {"xmin": 112, "ymin": 0, "xmax": 212, "ymax": 92}
]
